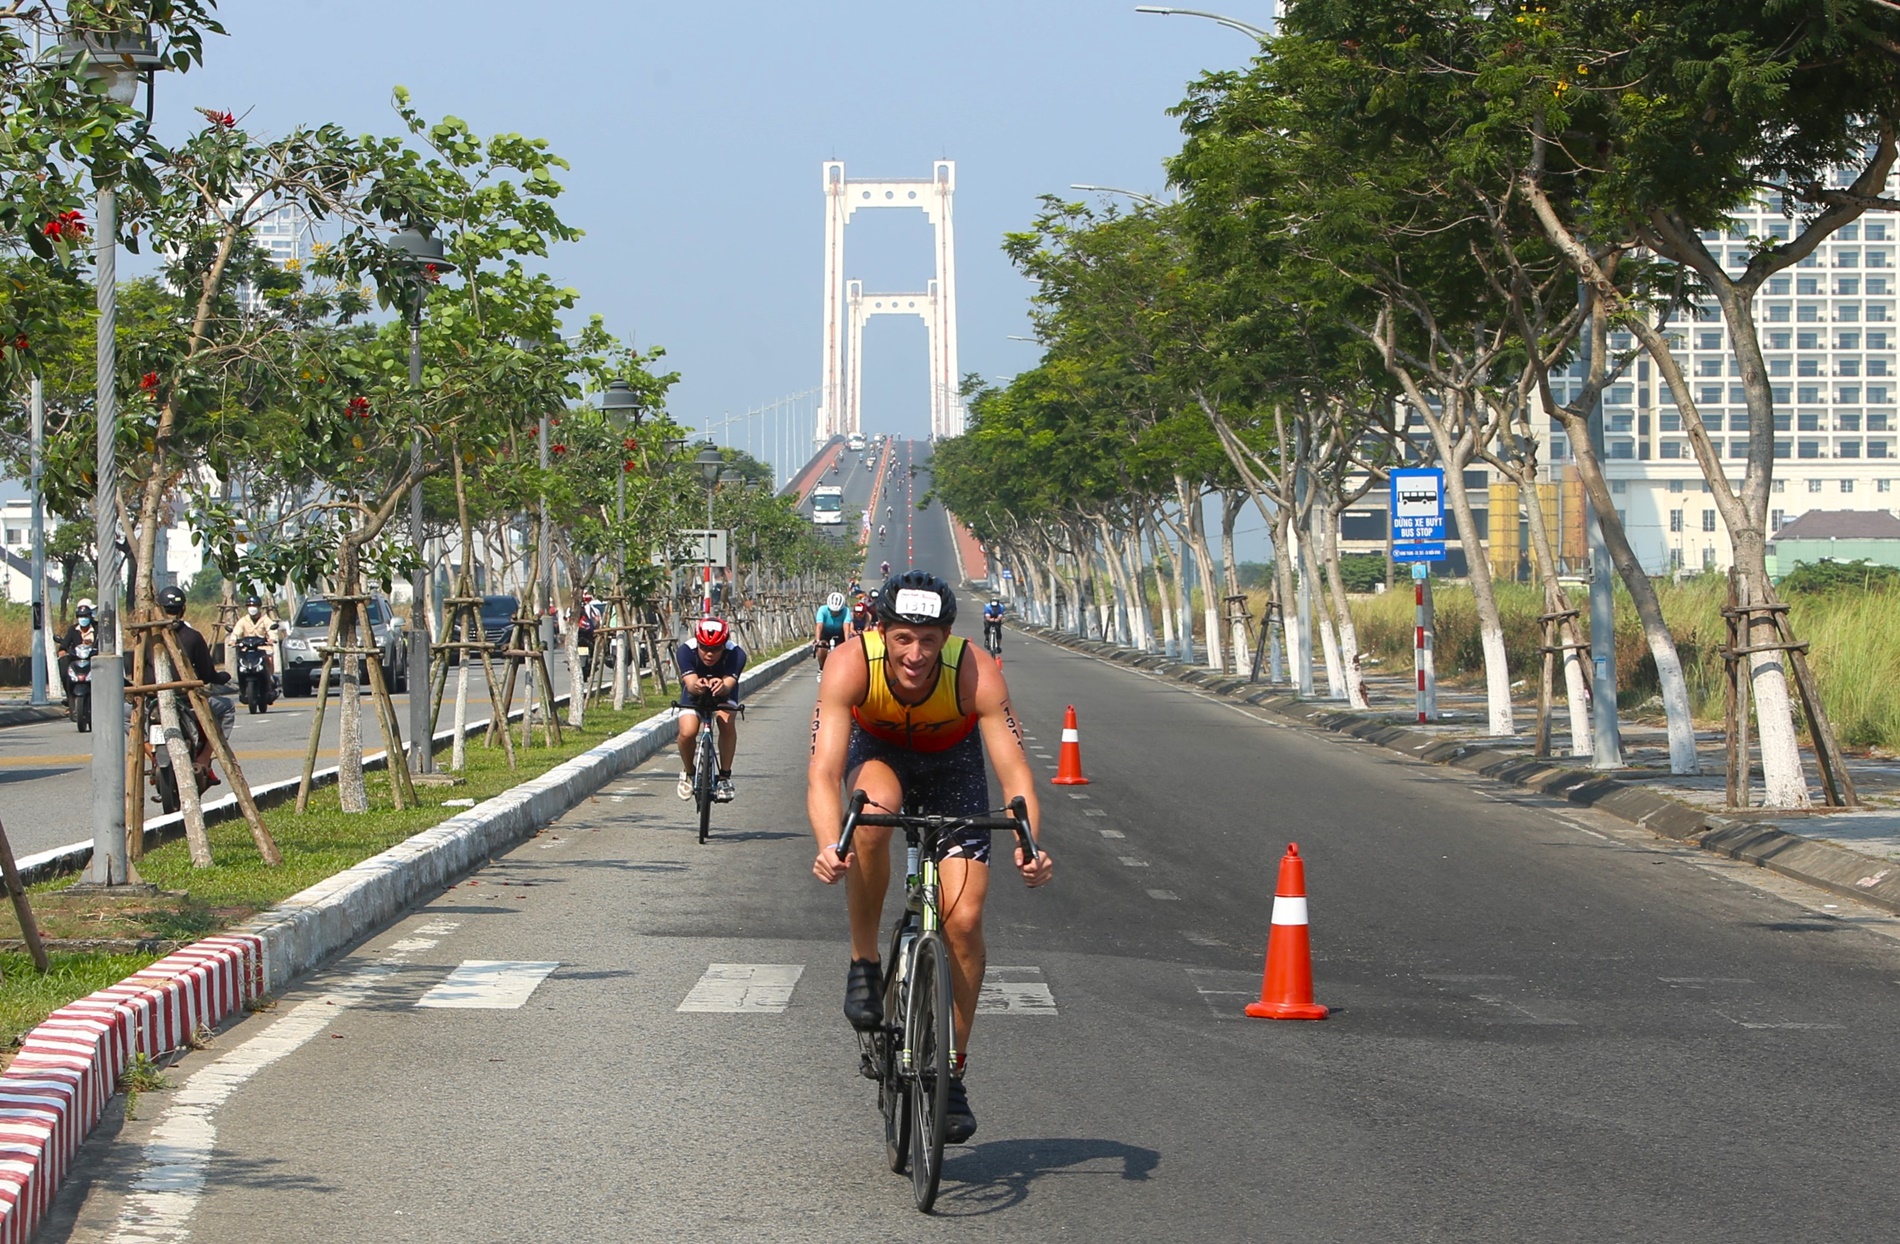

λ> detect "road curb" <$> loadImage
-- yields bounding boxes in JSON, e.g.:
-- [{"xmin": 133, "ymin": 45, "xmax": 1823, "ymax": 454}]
[
  {"xmin": 1020, "ymin": 624, "xmax": 1900, "ymax": 917},
  {"xmin": 0, "ymin": 644, "xmax": 808, "ymax": 1244}
]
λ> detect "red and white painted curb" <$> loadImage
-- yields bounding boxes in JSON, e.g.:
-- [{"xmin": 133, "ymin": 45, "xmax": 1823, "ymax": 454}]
[{"xmin": 0, "ymin": 934, "xmax": 263, "ymax": 1240}]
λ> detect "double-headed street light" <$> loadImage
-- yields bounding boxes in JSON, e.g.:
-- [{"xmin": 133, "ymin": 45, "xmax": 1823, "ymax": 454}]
[
  {"xmin": 63, "ymin": 22, "xmax": 166, "ymax": 888},
  {"xmin": 388, "ymin": 225, "xmax": 456, "ymax": 774},
  {"xmin": 1133, "ymin": 5, "xmax": 1274, "ymax": 40}
]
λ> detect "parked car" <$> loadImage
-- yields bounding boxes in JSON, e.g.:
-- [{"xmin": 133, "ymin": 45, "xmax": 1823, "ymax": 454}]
[{"xmin": 281, "ymin": 593, "xmax": 408, "ymax": 695}]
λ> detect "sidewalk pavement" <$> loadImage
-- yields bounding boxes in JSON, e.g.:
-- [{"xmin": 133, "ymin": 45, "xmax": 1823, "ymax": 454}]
[
  {"xmin": 1021, "ymin": 625, "xmax": 1900, "ymax": 915},
  {"xmin": 0, "ymin": 695, "xmax": 68, "ymax": 729}
]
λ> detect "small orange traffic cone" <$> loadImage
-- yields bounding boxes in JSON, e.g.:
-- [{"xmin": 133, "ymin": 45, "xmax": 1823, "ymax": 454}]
[
  {"xmin": 1050, "ymin": 705, "xmax": 1089, "ymax": 785},
  {"xmin": 1245, "ymin": 843, "xmax": 1329, "ymax": 1020}
]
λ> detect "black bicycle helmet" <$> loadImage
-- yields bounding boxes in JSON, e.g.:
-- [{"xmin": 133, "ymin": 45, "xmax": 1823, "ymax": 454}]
[
  {"xmin": 157, "ymin": 585, "xmax": 187, "ymax": 615},
  {"xmin": 246, "ymin": 593, "xmax": 262, "ymax": 607},
  {"xmin": 877, "ymin": 570, "xmax": 956, "ymax": 627}
]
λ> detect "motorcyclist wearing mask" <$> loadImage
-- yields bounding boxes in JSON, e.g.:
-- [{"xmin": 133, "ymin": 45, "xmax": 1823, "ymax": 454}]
[
  {"xmin": 230, "ymin": 593, "xmax": 279, "ymax": 698},
  {"xmin": 57, "ymin": 599, "xmax": 98, "ymax": 715}
]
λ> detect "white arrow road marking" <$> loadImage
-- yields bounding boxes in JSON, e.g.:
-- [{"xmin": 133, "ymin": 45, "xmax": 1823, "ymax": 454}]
[
  {"xmin": 678, "ymin": 964, "xmax": 804, "ymax": 1013},
  {"xmin": 414, "ymin": 961, "xmax": 561, "ymax": 1010},
  {"xmin": 106, "ymin": 922, "xmax": 461, "ymax": 1243}
]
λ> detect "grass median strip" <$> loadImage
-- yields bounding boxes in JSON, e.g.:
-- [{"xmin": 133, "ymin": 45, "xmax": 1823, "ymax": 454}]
[{"xmin": 0, "ymin": 697, "xmax": 677, "ymax": 1048}]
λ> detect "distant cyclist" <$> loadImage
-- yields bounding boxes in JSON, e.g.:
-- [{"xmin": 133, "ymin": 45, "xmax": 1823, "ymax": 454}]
[
  {"xmin": 814, "ymin": 591, "xmax": 853, "ymax": 672},
  {"xmin": 676, "ymin": 618, "xmax": 747, "ymax": 803},
  {"xmin": 982, "ymin": 598, "xmax": 1005, "ymax": 655},
  {"xmin": 879, "ymin": 560, "xmax": 891, "ymax": 578},
  {"xmin": 808, "ymin": 571, "xmax": 1050, "ymax": 1144},
  {"xmin": 877, "ymin": 524, "xmax": 888, "ymax": 546}
]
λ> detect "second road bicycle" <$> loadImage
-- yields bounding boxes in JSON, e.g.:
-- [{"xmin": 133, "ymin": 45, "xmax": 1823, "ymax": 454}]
[
  {"xmin": 835, "ymin": 789, "xmax": 1037, "ymax": 1213},
  {"xmin": 685, "ymin": 689, "xmax": 742, "ymax": 844}
]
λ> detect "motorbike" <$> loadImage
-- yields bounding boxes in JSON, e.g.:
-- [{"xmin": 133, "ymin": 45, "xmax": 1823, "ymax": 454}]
[
  {"xmin": 235, "ymin": 636, "xmax": 274, "ymax": 713},
  {"xmin": 145, "ymin": 692, "xmax": 211, "ymax": 815},
  {"xmin": 576, "ymin": 616, "xmax": 600, "ymax": 679},
  {"xmin": 69, "ymin": 641, "xmax": 94, "ymax": 733}
]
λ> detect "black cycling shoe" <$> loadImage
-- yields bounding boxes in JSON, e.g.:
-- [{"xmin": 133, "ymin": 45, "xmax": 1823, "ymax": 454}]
[
  {"xmin": 844, "ymin": 959, "xmax": 883, "ymax": 1031},
  {"xmin": 945, "ymin": 1075, "xmax": 977, "ymax": 1143}
]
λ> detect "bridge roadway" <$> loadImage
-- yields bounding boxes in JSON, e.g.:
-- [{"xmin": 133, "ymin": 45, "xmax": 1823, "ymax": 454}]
[{"xmin": 40, "ymin": 442, "xmax": 1900, "ymax": 1240}]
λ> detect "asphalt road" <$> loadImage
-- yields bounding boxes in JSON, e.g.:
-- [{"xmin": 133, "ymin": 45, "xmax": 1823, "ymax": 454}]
[
  {"xmin": 0, "ymin": 660, "xmax": 574, "ymax": 858},
  {"xmin": 44, "ymin": 447, "xmax": 1900, "ymax": 1240}
]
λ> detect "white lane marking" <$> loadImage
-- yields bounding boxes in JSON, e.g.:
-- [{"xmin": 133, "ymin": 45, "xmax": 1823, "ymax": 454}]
[
  {"xmin": 1660, "ymin": 977, "xmax": 1756, "ymax": 985},
  {"xmin": 977, "ymin": 966, "xmax": 1056, "ymax": 1015},
  {"xmin": 1183, "ymin": 932, "xmax": 1225, "ymax": 947},
  {"xmin": 1082, "ymin": 809, "xmax": 1107, "ymax": 818},
  {"xmin": 1422, "ymin": 973, "xmax": 1515, "ymax": 982},
  {"xmin": 1066, "ymin": 793, "xmax": 1092, "ymax": 800},
  {"xmin": 106, "ymin": 923, "xmax": 460, "ymax": 1242},
  {"xmin": 1148, "ymin": 889, "xmax": 1180, "ymax": 901},
  {"xmin": 678, "ymin": 964, "xmax": 804, "ymax": 1013},
  {"xmin": 1188, "ymin": 968, "xmax": 1258, "ymax": 1017},
  {"xmin": 1098, "ymin": 829, "xmax": 1126, "ymax": 839},
  {"xmin": 1119, "ymin": 856, "xmax": 1150, "ymax": 868},
  {"xmin": 1710, "ymin": 1006, "xmax": 1844, "ymax": 1031},
  {"xmin": 415, "ymin": 961, "xmax": 561, "ymax": 1010},
  {"xmin": 1472, "ymin": 994, "xmax": 1579, "ymax": 1026}
]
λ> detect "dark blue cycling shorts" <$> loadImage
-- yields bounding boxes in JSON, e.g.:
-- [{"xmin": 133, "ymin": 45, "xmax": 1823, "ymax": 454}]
[{"xmin": 846, "ymin": 724, "xmax": 994, "ymax": 863}]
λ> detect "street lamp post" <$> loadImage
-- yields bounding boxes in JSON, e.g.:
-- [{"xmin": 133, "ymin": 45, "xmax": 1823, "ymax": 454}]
[
  {"xmin": 1069, "ymin": 183, "xmax": 1167, "ymax": 208},
  {"xmin": 66, "ymin": 24, "xmax": 164, "ymax": 888},
  {"xmin": 388, "ymin": 225, "xmax": 456, "ymax": 774},
  {"xmin": 600, "ymin": 380, "xmax": 642, "ymax": 695},
  {"xmin": 695, "ymin": 445, "xmax": 725, "ymax": 613},
  {"xmin": 1133, "ymin": 5, "xmax": 1274, "ymax": 39},
  {"xmin": 29, "ymin": 376, "xmax": 46, "ymax": 705}
]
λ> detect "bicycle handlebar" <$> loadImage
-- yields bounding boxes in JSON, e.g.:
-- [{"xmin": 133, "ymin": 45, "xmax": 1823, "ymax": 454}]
[{"xmin": 836, "ymin": 789, "xmax": 1037, "ymax": 868}]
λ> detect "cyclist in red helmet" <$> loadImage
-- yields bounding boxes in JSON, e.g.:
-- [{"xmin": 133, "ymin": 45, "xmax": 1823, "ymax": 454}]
[{"xmin": 676, "ymin": 617, "xmax": 747, "ymax": 803}]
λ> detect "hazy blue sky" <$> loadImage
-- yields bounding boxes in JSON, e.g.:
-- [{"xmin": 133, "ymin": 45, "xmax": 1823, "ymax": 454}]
[{"xmin": 143, "ymin": 1, "xmax": 1269, "ymax": 453}]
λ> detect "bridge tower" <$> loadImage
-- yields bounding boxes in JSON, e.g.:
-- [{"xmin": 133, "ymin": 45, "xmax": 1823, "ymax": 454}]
[{"xmin": 819, "ymin": 160, "xmax": 962, "ymax": 444}]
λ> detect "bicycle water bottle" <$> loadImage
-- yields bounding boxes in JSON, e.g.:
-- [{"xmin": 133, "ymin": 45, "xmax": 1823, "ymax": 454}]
[{"xmin": 906, "ymin": 844, "xmax": 920, "ymax": 887}]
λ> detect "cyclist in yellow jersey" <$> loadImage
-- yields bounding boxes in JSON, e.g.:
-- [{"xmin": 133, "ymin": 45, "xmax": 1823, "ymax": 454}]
[{"xmin": 809, "ymin": 570, "xmax": 1051, "ymax": 1144}]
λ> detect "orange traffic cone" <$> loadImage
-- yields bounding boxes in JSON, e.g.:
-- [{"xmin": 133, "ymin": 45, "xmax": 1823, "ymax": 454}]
[
  {"xmin": 1050, "ymin": 705, "xmax": 1089, "ymax": 785},
  {"xmin": 1245, "ymin": 843, "xmax": 1329, "ymax": 1020}
]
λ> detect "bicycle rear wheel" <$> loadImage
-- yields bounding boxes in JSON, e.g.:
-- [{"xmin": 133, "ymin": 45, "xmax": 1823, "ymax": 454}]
[
  {"xmin": 695, "ymin": 721, "xmax": 716, "ymax": 843},
  {"xmin": 907, "ymin": 932, "xmax": 952, "ymax": 1211},
  {"xmin": 882, "ymin": 928, "xmax": 915, "ymax": 1173}
]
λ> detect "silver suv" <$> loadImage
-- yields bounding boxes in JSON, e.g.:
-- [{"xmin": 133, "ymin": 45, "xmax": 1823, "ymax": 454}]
[{"xmin": 281, "ymin": 593, "xmax": 409, "ymax": 695}]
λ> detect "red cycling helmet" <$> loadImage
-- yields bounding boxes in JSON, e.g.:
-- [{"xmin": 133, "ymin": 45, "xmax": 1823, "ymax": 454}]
[{"xmin": 694, "ymin": 617, "xmax": 730, "ymax": 648}]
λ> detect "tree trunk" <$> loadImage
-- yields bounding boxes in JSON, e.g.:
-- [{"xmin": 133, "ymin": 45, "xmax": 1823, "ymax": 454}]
[
  {"xmin": 1515, "ymin": 466, "xmax": 1592, "ymax": 756},
  {"xmin": 1147, "ymin": 515, "xmax": 1179, "ymax": 656},
  {"xmin": 154, "ymin": 646, "xmax": 213, "ymax": 867},
  {"xmin": 1317, "ymin": 492, "xmax": 1369, "ymax": 709},
  {"xmin": 1429, "ymin": 409, "xmax": 1514, "ymax": 735},
  {"xmin": 1177, "ymin": 479, "xmax": 1224, "ymax": 670}
]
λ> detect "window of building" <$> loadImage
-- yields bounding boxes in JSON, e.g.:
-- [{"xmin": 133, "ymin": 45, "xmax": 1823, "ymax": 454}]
[
  {"xmin": 1797, "ymin": 276, "xmax": 1821, "ymax": 295},
  {"xmin": 1798, "ymin": 253, "xmax": 1822, "ymax": 269},
  {"xmin": 1704, "ymin": 412, "xmax": 1725, "ymax": 431},
  {"xmin": 1670, "ymin": 510, "xmax": 1684, "ymax": 533},
  {"xmin": 1697, "ymin": 331, "xmax": 1722, "ymax": 351},
  {"xmin": 1767, "ymin": 302, "xmax": 1791, "ymax": 322},
  {"xmin": 1808, "ymin": 477, "xmax": 1824, "ymax": 491},
  {"xmin": 1797, "ymin": 359, "xmax": 1821, "ymax": 377},
  {"xmin": 1773, "ymin": 478, "xmax": 1787, "ymax": 493},
  {"xmin": 1798, "ymin": 387, "xmax": 1824, "ymax": 405},
  {"xmin": 1667, "ymin": 478, "xmax": 1685, "ymax": 494},
  {"xmin": 1842, "ymin": 478, "xmax": 1856, "ymax": 492},
  {"xmin": 1770, "ymin": 221, "xmax": 1792, "ymax": 241},
  {"xmin": 1732, "ymin": 440, "xmax": 1750, "ymax": 459},
  {"xmin": 1798, "ymin": 304, "xmax": 1821, "ymax": 321},
  {"xmin": 1869, "ymin": 330, "xmax": 1890, "ymax": 349},
  {"xmin": 1702, "ymin": 546, "xmax": 1717, "ymax": 570},
  {"xmin": 1775, "ymin": 412, "xmax": 1793, "ymax": 431},
  {"xmin": 1873, "ymin": 359, "xmax": 1892, "ymax": 377},
  {"xmin": 1874, "ymin": 441, "xmax": 1893, "ymax": 459},
  {"xmin": 1799, "ymin": 440, "xmax": 1823, "ymax": 458},
  {"xmin": 1840, "ymin": 304, "xmax": 1862, "ymax": 321},
  {"xmin": 1870, "ymin": 411, "xmax": 1892, "ymax": 430},
  {"xmin": 1872, "ymin": 304, "xmax": 1892, "ymax": 321},
  {"xmin": 1772, "ymin": 508, "xmax": 1786, "ymax": 529},
  {"xmin": 1871, "ymin": 278, "xmax": 1892, "ymax": 295},
  {"xmin": 1610, "ymin": 441, "xmax": 1634, "ymax": 459},
  {"xmin": 1840, "ymin": 277, "xmax": 1863, "ymax": 296},
  {"xmin": 1702, "ymin": 479, "xmax": 1713, "ymax": 492},
  {"xmin": 1660, "ymin": 441, "xmax": 1682, "ymax": 458},
  {"xmin": 1698, "ymin": 384, "xmax": 1723, "ymax": 405},
  {"xmin": 1611, "ymin": 479, "xmax": 1627, "ymax": 493},
  {"xmin": 1766, "ymin": 330, "xmax": 1791, "ymax": 350},
  {"xmin": 1700, "ymin": 510, "xmax": 1716, "ymax": 532},
  {"xmin": 1879, "ymin": 479, "xmax": 1894, "ymax": 492},
  {"xmin": 1798, "ymin": 411, "xmax": 1822, "ymax": 431},
  {"xmin": 1840, "ymin": 388, "xmax": 1863, "ymax": 404},
  {"xmin": 1776, "ymin": 440, "xmax": 1792, "ymax": 458},
  {"xmin": 1769, "ymin": 358, "xmax": 1791, "ymax": 377},
  {"xmin": 1772, "ymin": 386, "xmax": 1791, "ymax": 405},
  {"xmin": 1842, "ymin": 223, "xmax": 1862, "ymax": 241},
  {"xmin": 1841, "ymin": 441, "xmax": 1863, "ymax": 458},
  {"xmin": 1841, "ymin": 359, "xmax": 1863, "ymax": 377},
  {"xmin": 2, "ymin": 527, "xmax": 20, "ymax": 546},
  {"xmin": 1838, "ymin": 249, "xmax": 1863, "ymax": 268},
  {"xmin": 1870, "ymin": 223, "xmax": 1890, "ymax": 242},
  {"xmin": 1797, "ymin": 330, "xmax": 1821, "ymax": 350},
  {"xmin": 1607, "ymin": 385, "xmax": 1634, "ymax": 406},
  {"xmin": 1838, "ymin": 330, "xmax": 1861, "ymax": 349},
  {"xmin": 1549, "ymin": 435, "xmax": 1569, "ymax": 460},
  {"xmin": 1839, "ymin": 412, "xmax": 1862, "ymax": 431},
  {"xmin": 1731, "ymin": 412, "xmax": 1750, "ymax": 432},
  {"xmin": 1659, "ymin": 413, "xmax": 1681, "ymax": 432},
  {"xmin": 1870, "ymin": 250, "xmax": 1894, "ymax": 268}
]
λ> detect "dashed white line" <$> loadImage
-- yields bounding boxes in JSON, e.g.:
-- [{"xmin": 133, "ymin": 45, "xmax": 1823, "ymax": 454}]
[
  {"xmin": 415, "ymin": 961, "xmax": 560, "ymax": 1010},
  {"xmin": 977, "ymin": 966, "xmax": 1056, "ymax": 1015},
  {"xmin": 678, "ymin": 964, "xmax": 804, "ymax": 1013}
]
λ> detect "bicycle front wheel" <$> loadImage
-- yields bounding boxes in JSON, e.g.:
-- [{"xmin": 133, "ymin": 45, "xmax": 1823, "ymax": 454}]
[
  {"xmin": 908, "ymin": 932, "xmax": 952, "ymax": 1211},
  {"xmin": 695, "ymin": 723, "xmax": 716, "ymax": 843}
]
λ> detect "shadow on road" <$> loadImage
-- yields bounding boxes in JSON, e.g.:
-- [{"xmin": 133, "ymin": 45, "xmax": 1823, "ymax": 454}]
[{"xmin": 933, "ymin": 1136, "xmax": 1160, "ymax": 1216}]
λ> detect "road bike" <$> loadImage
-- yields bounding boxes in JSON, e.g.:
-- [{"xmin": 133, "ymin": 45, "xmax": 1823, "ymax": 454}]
[
  {"xmin": 685, "ymin": 690, "xmax": 742, "ymax": 844},
  {"xmin": 982, "ymin": 621, "xmax": 1003, "ymax": 658},
  {"xmin": 835, "ymin": 789, "xmax": 1037, "ymax": 1212}
]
